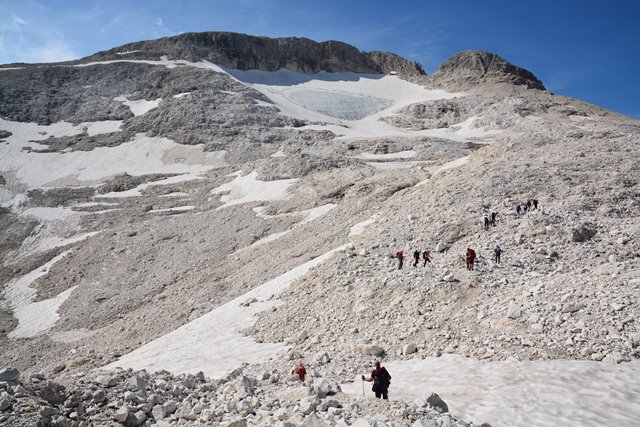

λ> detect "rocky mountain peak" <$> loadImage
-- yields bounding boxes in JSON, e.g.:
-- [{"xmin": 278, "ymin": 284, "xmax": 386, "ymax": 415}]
[
  {"xmin": 86, "ymin": 31, "xmax": 426, "ymax": 78},
  {"xmin": 429, "ymin": 50, "xmax": 545, "ymax": 90}
]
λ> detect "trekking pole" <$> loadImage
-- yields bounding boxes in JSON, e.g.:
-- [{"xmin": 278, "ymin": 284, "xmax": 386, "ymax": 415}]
[{"xmin": 362, "ymin": 378, "xmax": 365, "ymax": 396}]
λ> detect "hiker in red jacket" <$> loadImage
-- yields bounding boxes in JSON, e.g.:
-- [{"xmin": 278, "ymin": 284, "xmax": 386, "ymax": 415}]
[
  {"xmin": 362, "ymin": 361, "xmax": 392, "ymax": 399},
  {"xmin": 292, "ymin": 362, "xmax": 306, "ymax": 382},
  {"xmin": 422, "ymin": 250, "xmax": 432, "ymax": 267},
  {"xmin": 395, "ymin": 251, "xmax": 404, "ymax": 270},
  {"xmin": 466, "ymin": 247, "xmax": 476, "ymax": 270}
]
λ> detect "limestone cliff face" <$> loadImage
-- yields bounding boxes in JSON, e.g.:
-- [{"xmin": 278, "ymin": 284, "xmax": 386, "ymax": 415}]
[
  {"xmin": 86, "ymin": 31, "xmax": 426, "ymax": 77},
  {"xmin": 428, "ymin": 50, "xmax": 545, "ymax": 90}
]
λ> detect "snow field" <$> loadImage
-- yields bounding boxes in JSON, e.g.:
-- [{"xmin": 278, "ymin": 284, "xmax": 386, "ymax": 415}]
[
  {"xmin": 0, "ymin": 119, "xmax": 226, "ymax": 188},
  {"xmin": 341, "ymin": 355, "xmax": 640, "ymax": 427},
  {"xmin": 103, "ymin": 244, "xmax": 350, "ymax": 377}
]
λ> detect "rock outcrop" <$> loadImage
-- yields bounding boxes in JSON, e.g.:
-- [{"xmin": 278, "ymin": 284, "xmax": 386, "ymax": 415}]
[
  {"xmin": 85, "ymin": 31, "xmax": 426, "ymax": 77},
  {"xmin": 428, "ymin": 50, "xmax": 545, "ymax": 90}
]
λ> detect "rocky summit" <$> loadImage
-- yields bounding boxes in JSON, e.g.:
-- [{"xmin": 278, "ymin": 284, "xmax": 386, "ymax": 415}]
[{"xmin": 0, "ymin": 31, "xmax": 639, "ymax": 427}]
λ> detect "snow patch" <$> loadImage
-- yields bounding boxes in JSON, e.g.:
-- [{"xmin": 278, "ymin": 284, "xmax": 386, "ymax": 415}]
[
  {"xmin": 354, "ymin": 150, "xmax": 416, "ymax": 160},
  {"xmin": 0, "ymin": 121, "xmax": 226, "ymax": 188},
  {"xmin": 2, "ymin": 250, "xmax": 74, "ymax": 338},
  {"xmin": 103, "ymin": 245, "xmax": 350, "ymax": 377},
  {"xmin": 212, "ymin": 170, "xmax": 297, "ymax": 209},
  {"xmin": 9, "ymin": 286, "xmax": 78, "ymax": 339},
  {"xmin": 97, "ymin": 173, "xmax": 205, "ymax": 198},
  {"xmin": 114, "ymin": 96, "xmax": 161, "ymax": 116},
  {"xmin": 341, "ymin": 355, "xmax": 640, "ymax": 427},
  {"xmin": 147, "ymin": 206, "xmax": 195, "ymax": 214},
  {"xmin": 349, "ymin": 214, "xmax": 380, "ymax": 237}
]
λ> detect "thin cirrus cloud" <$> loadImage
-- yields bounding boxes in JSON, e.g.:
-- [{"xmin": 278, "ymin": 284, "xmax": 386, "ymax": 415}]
[{"xmin": 0, "ymin": 13, "xmax": 78, "ymax": 63}]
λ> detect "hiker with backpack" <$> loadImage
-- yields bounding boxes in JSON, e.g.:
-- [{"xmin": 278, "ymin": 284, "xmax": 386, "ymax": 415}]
[
  {"xmin": 413, "ymin": 250, "xmax": 420, "ymax": 267},
  {"xmin": 484, "ymin": 215, "xmax": 490, "ymax": 231},
  {"xmin": 533, "ymin": 199, "xmax": 538, "ymax": 210},
  {"xmin": 361, "ymin": 361, "xmax": 391, "ymax": 400},
  {"xmin": 491, "ymin": 212, "xmax": 497, "ymax": 226},
  {"xmin": 292, "ymin": 362, "xmax": 306, "ymax": 382},
  {"xmin": 494, "ymin": 245, "xmax": 502, "ymax": 264},
  {"xmin": 422, "ymin": 250, "xmax": 432, "ymax": 267},
  {"xmin": 466, "ymin": 247, "xmax": 476, "ymax": 271},
  {"xmin": 395, "ymin": 251, "xmax": 404, "ymax": 270}
]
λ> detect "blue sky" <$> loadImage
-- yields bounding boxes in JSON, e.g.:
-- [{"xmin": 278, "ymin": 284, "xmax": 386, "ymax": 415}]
[{"xmin": 1, "ymin": 0, "xmax": 638, "ymax": 118}]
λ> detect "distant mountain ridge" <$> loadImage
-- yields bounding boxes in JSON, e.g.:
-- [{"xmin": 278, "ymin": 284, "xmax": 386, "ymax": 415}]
[
  {"xmin": 0, "ymin": 31, "xmax": 547, "ymax": 91},
  {"xmin": 84, "ymin": 31, "xmax": 427, "ymax": 78}
]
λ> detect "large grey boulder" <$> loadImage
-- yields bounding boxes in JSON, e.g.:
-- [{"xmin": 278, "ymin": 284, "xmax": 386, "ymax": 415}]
[
  {"xmin": 0, "ymin": 367, "xmax": 20, "ymax": 382},
  {"xmin": 426, "ymin": 392, "xmax": 449, "ymax": 413}
]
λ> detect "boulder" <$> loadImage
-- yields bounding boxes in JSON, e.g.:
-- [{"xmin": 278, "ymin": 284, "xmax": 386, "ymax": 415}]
[
  {"xmin": 114, "ymin": 405, "xmax": 130, "ymax": 423},
  {"xmin": 315, "ymin": 351, "xmax": 331, "ymax": 364},
  {"xmin": 236, "ymin": 400, "xmax": 255, "ymax": 416},
  {"xmin": 570, "ymin": 224, "xmax": 596, "ymax": 242},
  {"xmin": 426, "ymin": 392, "xmax": 449, "ymax": 413},
  {"xmin": 0, "ymin": 394, "xmax": 12, "ymax": 411},
  {"xmin": 507, "ymin": 303, "xmax": 522, "ymax": 319},
  {"xmin": 152, "ymin": 404, "xmax": 166, "ymax": 420},
  {"xmin": 95, "ymin": 375, "xmax": 118, "ymax": 387},
  {"xmin": 561, "ymin": 302, "xmax": 584, "ymax": 313},
  {"xmin": 356, "ymin": 343, "xmax": 384, "ymax": 356},
  {"xmin": 39, "ymin": 382, "xmax": 67, "ymax": 404},
  {"xmin": 301, "ymin": 413, "xmax": 329, "ymax": 427},
  {"xmin": 402, "ymin": 344, "xmax": 418, "ymax": 355},
  {"xmin": 126, "ymin": 375, "xmax": 146, "ymax": 391},
  {"xmin": 300, "ymin": 396, "xmax": 318, "ymax": 415},
  {"xmin": 0, "ymin": 367, "xmax": 20, "ymax": 382},
  {"xmin": 225, "ymin": 419, "xmax": 248, "ymax": 427}
]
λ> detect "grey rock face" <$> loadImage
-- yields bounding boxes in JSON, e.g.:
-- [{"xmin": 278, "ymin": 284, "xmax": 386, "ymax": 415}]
[
  {"xmin": 84, "ymin": 32, "xmax": 425, "ymax": 77},
  {"xmin": 429, "ymin": 50, "xmax": 545, "ymax": 90}
]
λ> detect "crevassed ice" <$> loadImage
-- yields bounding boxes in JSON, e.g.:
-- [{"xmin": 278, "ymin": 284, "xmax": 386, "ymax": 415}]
[{"xmin": 281, "ymin": 88, "xmax": 392, "ymax": 120}]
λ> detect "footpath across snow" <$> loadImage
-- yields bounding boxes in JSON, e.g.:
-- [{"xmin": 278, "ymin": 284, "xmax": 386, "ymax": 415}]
[{"xmin": 340, "ymin": 355, "xmax": 640, "ymax": 427}]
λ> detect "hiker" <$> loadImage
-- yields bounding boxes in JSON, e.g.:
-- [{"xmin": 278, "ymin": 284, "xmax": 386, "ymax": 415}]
[
  {"xmin": 361, "ymin": 361, "xmax": 391, "ymax": 400},
  {"xmin": 422, "ymin": 250, "xmax": 432, "ymax": 267},
  {"xmin": 515, "ymin": 205, "xmax": 521, "ymax": 216},
  {"xmin": 413, "ymin": 250, "xmax": 420, "ymax": 267},
  {"xmin": 395, "ymin": 251, "xmax": 404, "ymax": 270},
  {"xmin": 527, "ymin": 200, "xmax": 532, "ymax": 210},
  {"xmin": 484, "ymin": 215, "xmax": 490, "ymax": 231},
  {"xmin": 466, "ymin": 247, "xmax": 476, "ymax": 271},
  {"xmin": 523, "ymin": 203, "xmax": 529, "ymax": 213},
  {"xmin": 494, "ymin": 245, "xmax": 502, "ymax": 264},
  {"xmin": 491, "ymin": 212, "xmax": 497, "ymax": 226},
  {"xmin": 292, "ymin": 362, "xmax": 306, "ymax": 382},
  {"xmin": 533, "ymin": 199, "xmax": 538, "ymax": 210}
]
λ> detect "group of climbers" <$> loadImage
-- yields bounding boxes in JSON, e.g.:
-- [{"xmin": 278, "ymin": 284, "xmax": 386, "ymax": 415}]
[
  {"xmin": 515, "ymin": 198, "xmax": 538, "ymax": 217},
  {"xmin": 395, "ymin": 250, "xmax": 431, "ymax": 269}
]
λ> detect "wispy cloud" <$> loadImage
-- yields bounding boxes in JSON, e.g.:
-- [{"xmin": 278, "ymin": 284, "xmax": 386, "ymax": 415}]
[
  {"xmin": 0, "ymin": 12, "xmax": 78, "ymax": 63},
  {"xmin": 11, "ymin": 14, "xmax": 27, "ymax": 26}
]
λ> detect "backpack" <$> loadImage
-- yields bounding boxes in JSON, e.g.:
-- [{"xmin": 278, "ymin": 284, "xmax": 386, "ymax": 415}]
[{"xmin": 373, "ymin": 368, "xmax": 391, "ymax": 391}]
